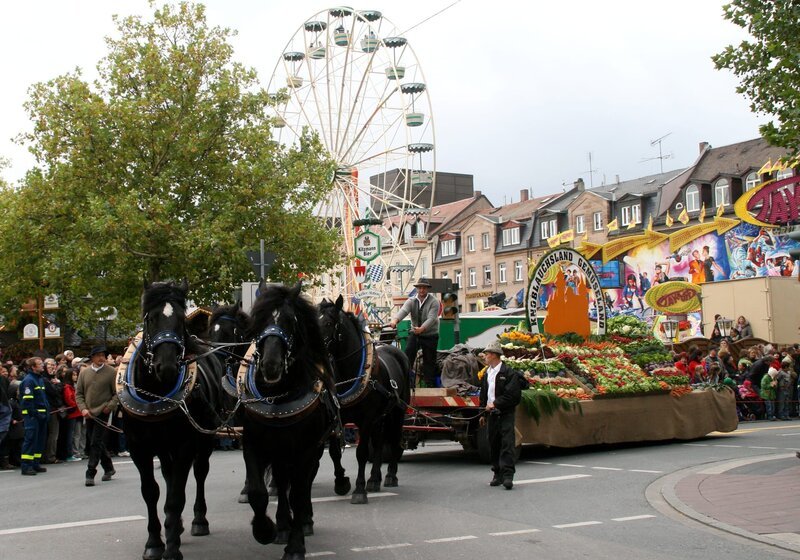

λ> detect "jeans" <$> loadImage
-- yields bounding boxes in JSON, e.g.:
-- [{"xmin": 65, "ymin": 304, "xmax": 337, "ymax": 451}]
[
  {"xmin": 73, "ymin": 417, "xmax": 85, "ymax": 457},
  {"xmin": 765, "ymin": 400, "xmax": 776, "ymax": 419}
]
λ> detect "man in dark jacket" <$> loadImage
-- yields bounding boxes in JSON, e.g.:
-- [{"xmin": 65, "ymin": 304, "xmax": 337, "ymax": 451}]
[
  {"xmin": 19, "ymin": 357, "xmax": 50, "ymax": 475},
  {"xmin": 747, "ymin": 356, "xmax": 772, "ymax": 395},
  {"xmin": 479, "ymin": 339, "xmax": 524, "ymax": 489}
]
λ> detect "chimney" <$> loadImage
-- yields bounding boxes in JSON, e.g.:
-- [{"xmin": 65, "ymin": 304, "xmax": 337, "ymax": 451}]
[
  {"xmin": 574, "ymin": 178, "xmax": 585, "ymax": 191},
  {"xmin": 474, "ymin": 190, "xmax": 482, "ymax": 197},
  {"xmin": 520, "ymin": 189, "xmax": 529, "ymax": 202},
  {"xmin": 699, "ymin": 141, "xmax": 710, "ymax": 154},
  {"xmin": 615, "ymin": 174, "xmax": 620, "ymax": 185}
]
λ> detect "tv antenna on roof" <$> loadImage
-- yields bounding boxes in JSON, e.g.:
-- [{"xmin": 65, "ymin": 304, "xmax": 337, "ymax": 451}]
[{"xmin": 640, "ymin": 133, "xmax": 672, "ymax": 173}]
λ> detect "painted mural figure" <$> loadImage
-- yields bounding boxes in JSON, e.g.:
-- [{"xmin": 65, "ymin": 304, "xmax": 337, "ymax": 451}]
[{"xmin": 702, "ymin": 245, "xmax": 725, "ymax": 282}]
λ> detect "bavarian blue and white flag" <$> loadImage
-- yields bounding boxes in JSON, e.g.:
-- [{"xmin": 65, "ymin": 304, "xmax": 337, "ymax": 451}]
[{"xmin": 366, "ymin": 263, "xmax": 384, "ymax": 283}]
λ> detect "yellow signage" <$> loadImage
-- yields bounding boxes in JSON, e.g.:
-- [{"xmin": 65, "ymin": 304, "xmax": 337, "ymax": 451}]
[
  {"xmin": 668, "ymin": 216, "xmax": 739, "ymax": 253},
  {"xmin": 645, "ymin": 281, "xmax": 702, "ymax": 313},
  {"xmin": 601, "ymin": 229, "xmax": 668, "ymax": 263}
]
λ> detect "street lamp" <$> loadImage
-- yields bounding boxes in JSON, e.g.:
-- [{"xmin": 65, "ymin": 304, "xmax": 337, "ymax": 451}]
[
  {"xmin": 716, "ymin": 316, "xmax": 733, "ymax": 338},
  {"xmin": 662, "ymin": 318, "xmax": 679, "ymax": 351}
]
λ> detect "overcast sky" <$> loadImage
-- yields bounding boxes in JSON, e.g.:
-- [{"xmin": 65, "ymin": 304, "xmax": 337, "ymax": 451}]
[{"xmin": 1, "ymin": 1, "xmax": 763, "ymax": 205}]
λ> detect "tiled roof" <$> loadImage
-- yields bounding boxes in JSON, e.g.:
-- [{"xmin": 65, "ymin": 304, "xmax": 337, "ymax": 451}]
[{"xmin": 484, "ymin": 193, "xmax": 557, "ymax": 222}]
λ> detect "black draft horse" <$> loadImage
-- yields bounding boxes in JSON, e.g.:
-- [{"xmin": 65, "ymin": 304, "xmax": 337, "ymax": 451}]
[
  {"xmin": 119, "ymin": 280, "xmax": 225, "ymax": 560},
  {"xmin": 318, "ymin": 295, "xmax": 410, "ymax": 504},
  {"xmin": 241, "ymin": 283, "xmax": 338, "ymax": 560}
]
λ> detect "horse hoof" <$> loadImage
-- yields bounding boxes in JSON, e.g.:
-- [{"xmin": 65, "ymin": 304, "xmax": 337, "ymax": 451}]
[
  {"xmin": 143, "ymin": 546, "xmax": 165, "ymax": 560},
  {"xmin": 162, "ymin": 553, "xmax": 183, "ymax": 560},
  {"xmin": 351, "ymin": 492, "xmax": 368, "ymax": 505},
  {"xmin": 302, "ymin": 522, "xmax": 314, "ymax": 536},
  {"xmin": 366, "ymin": 479, "xmax": 381, "ymax": 493},
  {"xmin": 274, "ymin": 529, "xmax": 290, "ymax": 545},
  {"xmin": 281, "ymin": 553, "xmax": 305, "ymax": 560},
  {"xmin": 252, "ymin": 516, "xmax": 277, "ymax": 545},
  {"xmin": 191, "ymin": 522, "xmax": 209, "ymax": 537},
  {"xmin": 334, "ymin": 477, "xmax": 351, "ymax": 496},
  {"xmin": 384, "ymin": 474, "xmax": 398, "ymax": 487}
]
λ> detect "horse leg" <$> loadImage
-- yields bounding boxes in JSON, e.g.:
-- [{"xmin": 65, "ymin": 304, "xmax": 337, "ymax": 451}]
[
  {"xmin": 273, "ymin": 464, "xmax": 292, "ymax": 545},
  {"xmin": 350, "ymin": 426, "xmax": 370, "ymax": 505},
  {"xmin": 161, "ymin": 452, "xmax": 192, "ymax": 560},
  {"xmin": 267, "ymin": 464, "xmax": 279, "ymax": 496},
  {"xmin": 190, "ymin": 438, "xmax": 213, "ymax": 536},
  {"xmin": 300, "ymin": 444, "xmax": 324, "ymax": 537},
  {"xmin": 244, "ymin": 438, "xmax": 275, "ymax": 545},
  {"xmin": 366, "ymin": 425, "xmax": 386, "ymax": 493},
  {"xmin": 238, "ymin": 475, "xmax": 250, "ymax": 504},
  {"xmin": 328, "ymin": 434, "xmax": 351, "ymax": 495},
  {"xmin": 383, "ymin": 410, "xmax": 403, "ymax": 488},
  {"xmin": 133, "ymin": 452, "xmax": 165, "ymax": 560},
  {"xmin": 282, "ymin": 465, "xmax": 311, "ymax": 560}
]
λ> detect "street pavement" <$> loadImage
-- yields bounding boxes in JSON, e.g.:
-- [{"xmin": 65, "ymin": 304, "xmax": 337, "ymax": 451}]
[{"xmin": 2, "ymin": 421, "xmax": 800, "ymax": 559}]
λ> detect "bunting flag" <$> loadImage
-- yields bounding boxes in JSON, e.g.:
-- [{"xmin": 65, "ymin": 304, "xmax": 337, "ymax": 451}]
[
  {"xmin": 547, "ymin": 234, "xmax": 561, "ymax": 248},
  {"xmin": 716, "ymin": 203, "xmax": 725, "ymax": 218},
  {"xmin": 647, "ymin": 214, "xmax": 654, "ymax": 231},
  {"xmin": 758, "ymin": 159, "xmax": 773, "ymax": 175},
  {"xmin": 699, "ymin": 203, "xmax": 706, "ymax": 223},
  {"xmin": 607, "ymin": 218, "xmax": 619, "ymax": 232},
  {"xmin": 581, "ymin": 230, "xmax": 589, "ymax": 243},
  {"xmin": 626, "ymin": 218, "xmax": 636, "ymax": 230},
  {"xmin": 366, "ymin": 263, "xmax": 384, "ymax": 283},
  {"xmin": 353, "ymin": 265, "xmax": 366, "ymax": 284},
  {"xmin": 678, "ymin": 207, "xmax": 689, "ymax": 224},
  {"xmin": 559, "ymin": 229, "xmax": 574, "ymax": 244},
  {"xmin": 665, "ymin": 210, "xmax": 674, "ymax": 227}
]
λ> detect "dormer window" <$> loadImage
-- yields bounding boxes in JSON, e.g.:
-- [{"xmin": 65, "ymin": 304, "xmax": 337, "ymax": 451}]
[
  {"xmin": 714, "ymin": 178, "xmax": 730, "ymax": 208},
  {"xmin": 621, "ymin": 204, "xmax": 640, "ymax": 226},
  {"xmin": 441, "ymin": 238, "xmax": 456, "ymax": 257},
  {"xmin": 745, "ymin": 172, "xmax": 759, "ymax": 191},
  {"xmin": 685, "ymin": 184, "xmax": 700, "ymax": 212},
  {"xmin": 540, "ymin": 219, "xmax": 556, "ymax": 239},
  {"xmin": 502, "ymin": 226, "xmax": 520, "ymax": 246}
]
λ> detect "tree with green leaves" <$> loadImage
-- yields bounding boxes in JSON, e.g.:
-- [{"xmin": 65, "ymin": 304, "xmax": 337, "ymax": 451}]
[
  {"xmin": 713, "ymin": 0, "xmax": 800, "ymax": 155},
  {"xmin": 0, "ymin": 2, "xmax": 340, "ymax": 334}
]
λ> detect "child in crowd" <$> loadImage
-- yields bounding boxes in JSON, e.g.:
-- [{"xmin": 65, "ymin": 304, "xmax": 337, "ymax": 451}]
[{"xmin": 761, "ymin": 367, "xmax": 779, "ymax": 420}]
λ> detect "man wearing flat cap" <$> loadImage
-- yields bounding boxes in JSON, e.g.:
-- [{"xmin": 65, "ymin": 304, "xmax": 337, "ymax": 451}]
[
  {"xmin": 479, "ymin": 339, "xmax": 524, "ymax": 490},
  {"xmin": 389, "ymin": 278, "xmax": 440, "ymax": 387},
  {"xmin": 76, "ymin": 345, "xmax": 118, "ymax": 487}
]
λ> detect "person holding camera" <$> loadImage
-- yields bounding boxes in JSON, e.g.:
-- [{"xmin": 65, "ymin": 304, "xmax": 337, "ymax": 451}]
[{"xmin": 479, "ymin": 339, "xmax": 524, "ymax": 490}]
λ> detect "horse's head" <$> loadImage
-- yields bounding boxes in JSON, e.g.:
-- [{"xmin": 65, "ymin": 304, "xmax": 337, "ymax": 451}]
[
  {"xmin": 210, "ymin": 301, "xmax": 247, "ymax": 345},
  {"xmin": 318, "ymin": 295, "xmax": 346, "ymax": 353},
  {"xmin": 249, "ymin": 282, "xmax": 304, "ymax": 387},
  {"xmin": 140, "ymin": 279, "xmax": 189, "ymax": 385}
]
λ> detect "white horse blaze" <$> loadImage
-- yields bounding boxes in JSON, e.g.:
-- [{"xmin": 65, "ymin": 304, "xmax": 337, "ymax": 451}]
[{"xmin": 162, "ymin": 303, "xmax": 174, "ymax": 318}]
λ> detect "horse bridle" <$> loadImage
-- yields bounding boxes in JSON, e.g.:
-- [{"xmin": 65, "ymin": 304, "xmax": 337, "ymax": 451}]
[
  {"xmin": 252, "ymin": 321, "xmax": 296, "ymax": 378},
  {"xmin": 142, "ymin": 311, "xmax": 187, "ymax": 376}
]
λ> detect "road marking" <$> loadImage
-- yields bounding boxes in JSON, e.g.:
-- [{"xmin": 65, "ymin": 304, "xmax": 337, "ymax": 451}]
[
  {"xmin": 556, "ymin": 463, "xmax": 585, "ymax": 468},
  {"xmin": 488, "ymin": 529, "xmax": 541, "ymax": 536},
  {"xmin": 749, "ymin": 446, "xmax": 779, "ymax": 449},
  {"xmin": 515, "ymin": 474, "xmax": 591, "ymax": 485},
  {"xmin": 682, "ymin": 443, "xmax": 708, "ymax": 446},
  {"xmin": 778, "ymin": 433, "xmax": 800, "ymax": 436},
  {"xmin": 590, "ymin": 466, "xmax": 623, "ymax": 471},
  {"xmin": 629, "ymin": 469, "xmax": 663, "ymax": 474},
  {"xmin": 307, "ymin": 553, "xmax": 336, "ymax": 557},
  {"xmin": 553, "ymin": 521, "xmax": 602, "ymax": 529},
  {"xmin": 713, "ymin": 444, "xmax": 743, "ymax": 448},
  {"xmin": 525, "ymin": 461, "xmax": 552, "ymax": 465},
  {"xmin": 313, "ymin": 492, "xmax": 397, "ymax": 503},
  {"xmin": 0, "ymin": 516, "xmax": 145, "ymax": 536},
  {"xmin": 612, "ymin": 515, "xmax": 656, "ymax": 522},
  {"xmin": 351, "ymin": 543, "xmax": 413, "ymax": 552},
  {"xmin": 424, "ymin": 535, "xmax": 478, "ymax": 543}
]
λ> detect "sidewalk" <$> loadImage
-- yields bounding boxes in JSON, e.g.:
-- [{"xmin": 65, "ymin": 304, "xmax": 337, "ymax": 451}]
[{"xmin": 658, "ymin": 452, "xmax": 800, "ymax": 553}]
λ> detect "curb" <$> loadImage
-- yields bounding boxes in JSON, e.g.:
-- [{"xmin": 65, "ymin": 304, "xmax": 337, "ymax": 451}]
[{"xmin": 645, "ymin": 452, "xmax": 800, "ymax": 555}]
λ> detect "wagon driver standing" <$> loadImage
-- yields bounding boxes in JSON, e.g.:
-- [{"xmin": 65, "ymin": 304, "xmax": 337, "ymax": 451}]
[
  {"xmin": 479, "ymin": 339, "xmax": 524, "ymax": 490},
  {"xmin": 389, "ymin": 278, "xmax": 440, "ymax": 387}
]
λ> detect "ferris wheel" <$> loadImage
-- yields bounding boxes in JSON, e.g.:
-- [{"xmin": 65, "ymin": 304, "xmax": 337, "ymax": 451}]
[{"xmin": 267, "ymin": 7, "xmax": 436, "ymax": 322}]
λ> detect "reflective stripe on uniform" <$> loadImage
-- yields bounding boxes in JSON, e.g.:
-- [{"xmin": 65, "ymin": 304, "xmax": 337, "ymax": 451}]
[
  {"xmin": 22, "ymin": 395, "xmax": 33, "ymax": 399},
  {"xmin": 21, "ymin": 454, "xmax": 34, "ymax": 460},
  {"xmin": 22, "ymin": 410, "xmax": 28, "ymax": 414},
  {"xmin": 33, "ymin": 453, "xmax": 42, "ymax": 459}
]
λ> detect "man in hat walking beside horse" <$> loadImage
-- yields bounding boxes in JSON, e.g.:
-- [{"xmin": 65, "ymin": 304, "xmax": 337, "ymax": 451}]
[
  {"xmin": 76, "ymin": 345, "xmax": 119, "ymax": 487},
  {"xmin": 479, "ymin": 339, "xmax": 524, "ymax": 490},
  {"xmin": 390, "ymin": 278, "xmax": 440, "ymax": 388}
]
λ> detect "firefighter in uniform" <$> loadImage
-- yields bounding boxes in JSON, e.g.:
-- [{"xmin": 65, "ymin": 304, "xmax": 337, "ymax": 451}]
[{"xmin": 19, "ymin": 357, "xmax": 49, "ymax": 476}]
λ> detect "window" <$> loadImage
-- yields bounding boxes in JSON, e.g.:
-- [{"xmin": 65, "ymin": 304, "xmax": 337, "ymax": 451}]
[
  {"xmin": 498, "ymin": 263, "xmax": 507, "ymax": 283},
  {"xmin": 440, "ymin": 238, "xmax": 456, "ymax": 257},
  {"xmin": 469, "ymin": 303, "xmax": 477, "ymax": 312},
  {"xmin": 502, "ymin": 227, "xmax": 520, "ymax": 246},
  {"xmin": 714, "ymin": 178, "xmax": 730, "ymax": 208},
  {"xmin": 745, "ymin": 172, "xmax": 759, "ymax": 192},
  {"xmin": 440, "ymin": 271, "xmax": 448, "ymax": 279},
  {"xmin": 421, "ymin": 257, "xmax": 429, "ymax": 276},
  {"xmin": 593, "ymin": 212, "xmax": 603, "ymax": 231},
  {"xmin": 777, "ymin": 167, "xmax": 794, "ymax": 181},
  {"xmin": 540, "ymin": 219, "xmax": 556, "ymax": 239},
  {"xmin": 622, "ymin": 204, "xmax": 641, "ymax": 226},
  {"xmin": 483, "ymin": 264, "xmax": 492, "ymax": 285},
  {"xmin": 468, "ymin": 267, "xmax": 476, "ymax": 288},
  {"xmin": 415, "ymin": 220, "xmax": 425, "ymax": 238},
  {"xmin": 514, "ymin": 260, "xmax": 524, "ymax": 282},
  {"xmin": 467, "ymin": 235, "xmax": 475, "ymax": 252},
  {"xmin": 685, "ymin": 184, "xmax": 700, "ymax": 212},
  {"xmin": 482, "ymin": 232, "xmax": 491, "ymax": 249},
  {"xmin": 575, "ymin": 215, "xmax": 585, "ymax": 234},
  {"xmin": 403, "ymin": 223, "xmax": 412, "ymax": 243},
  {"xmin": 455, "ymin": 270, "xmax": 462, "ymax": 288}
]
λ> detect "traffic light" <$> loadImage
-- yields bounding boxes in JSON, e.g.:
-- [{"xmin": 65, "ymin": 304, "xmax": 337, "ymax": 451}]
[{"xmin": 442, "ymin": 292, "xmax": 458, "ymax": 319}]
